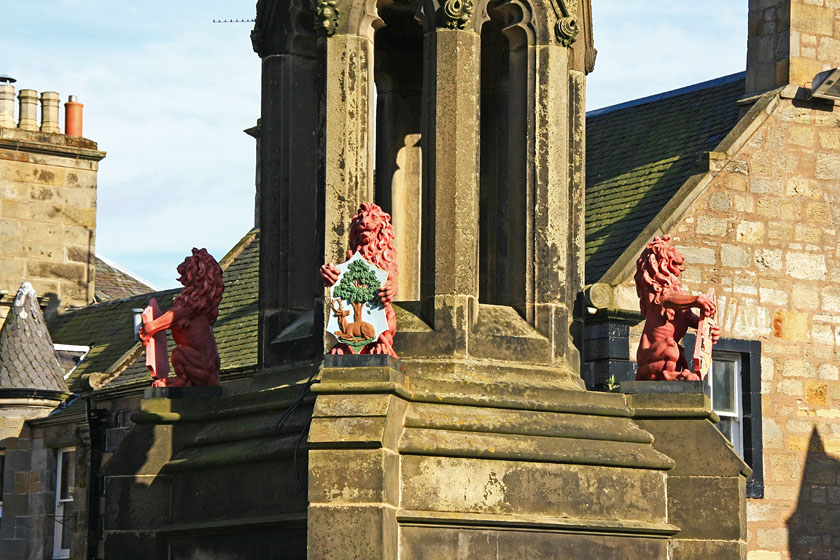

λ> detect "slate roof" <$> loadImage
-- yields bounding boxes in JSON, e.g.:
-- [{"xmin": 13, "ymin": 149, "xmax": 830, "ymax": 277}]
[
  {"xmin": 0, "ymin": 283, "xmax": 68, "ymax": 393},
  {"xmin": 49, "ymin": 231, "xmax": 260, "ymax": 392},
  {"xmin": 94, "ymin": 255, "xmax": 158, "ymax": 302},
  {"xmin": 585, "ymin": 72, "xmax": 746, "ymax": 285}
]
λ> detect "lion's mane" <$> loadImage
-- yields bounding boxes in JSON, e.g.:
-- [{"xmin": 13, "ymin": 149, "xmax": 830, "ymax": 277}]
[
  {"xmin": 634, "ymin": 236, "xmax": 683, "ymax": 316},
  {"xmin": 174, "ymin": 248, "xmax": 225, "ymax": 325},
  {"xmin": 350, "ymin": 202, "xmax": 398, "ymax": 276}
]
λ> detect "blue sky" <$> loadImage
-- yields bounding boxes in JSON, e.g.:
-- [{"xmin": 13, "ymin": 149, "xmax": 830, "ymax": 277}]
[{"xmin": 1, "ymin": 0, "xmax": 747, "ymax": 288}]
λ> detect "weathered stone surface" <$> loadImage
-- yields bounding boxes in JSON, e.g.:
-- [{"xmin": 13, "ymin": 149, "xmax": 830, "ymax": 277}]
[
  {"xmin": 400, "ymin": 455, "xmax": 668, "ymax": 523},
  {"xmin": 400, "ymin": 526, "xmax": 668, "ymax": 559}
]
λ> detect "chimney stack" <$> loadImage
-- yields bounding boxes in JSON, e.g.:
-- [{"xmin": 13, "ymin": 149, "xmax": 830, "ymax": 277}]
[
  {"xmin": 747, "ymin": 0, "xmax": 840, "ymax": 95},
  {"xmin": 0, "ymin": 75, "xmax": 14, "ymax": 128},
  {"xmin": 64, "ymin": 95, "xmax": 83, "ymax": 137}
]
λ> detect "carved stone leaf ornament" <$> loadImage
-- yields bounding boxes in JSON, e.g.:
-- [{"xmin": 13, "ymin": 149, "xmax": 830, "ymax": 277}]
[
  {"xmin": 441, "ymin": 0, "xmax": 473, "ymax": 29},
  {"xmin": 315, "ymin": 0, "xmax": 340, "ymax": 36},
  {"xmin": 550, "ymin": 0, "xmax": 579, "ymax": 46}
]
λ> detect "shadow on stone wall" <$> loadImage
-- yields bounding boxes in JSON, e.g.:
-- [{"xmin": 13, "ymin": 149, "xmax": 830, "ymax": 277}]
[{"xmin": 786, "ymin": 428, "xmax": 840, "ymax": 557}]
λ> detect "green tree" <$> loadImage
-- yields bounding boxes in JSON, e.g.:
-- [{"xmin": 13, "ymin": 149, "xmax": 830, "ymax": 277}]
[{"xmin": 333, "ymin": 259, "xmax": 381, "ymax": 323}]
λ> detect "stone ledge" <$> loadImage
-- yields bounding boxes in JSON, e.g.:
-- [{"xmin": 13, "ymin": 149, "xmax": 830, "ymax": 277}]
[
  {"xmin": 143, "ymin": 386, "xmax": 226, "ymax": 399},
  {"xmin": 323, "ymin": 354, "xmax": 406, "ymax": 372},
  {"xmin": 620, "ymin": 380, "xmax": 709, "ymax": 395}
]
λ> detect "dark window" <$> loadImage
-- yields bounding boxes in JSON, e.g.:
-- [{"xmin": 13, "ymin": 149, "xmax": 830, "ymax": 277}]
[{"xmin": 684, "ymin": 336, "xmax": 763, "ymax": 498}]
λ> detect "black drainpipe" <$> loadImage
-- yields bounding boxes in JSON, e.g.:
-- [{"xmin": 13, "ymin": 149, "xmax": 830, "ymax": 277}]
[{"xmin": 83, "ymin": 395, "xmax": 104, "ymax": 560}]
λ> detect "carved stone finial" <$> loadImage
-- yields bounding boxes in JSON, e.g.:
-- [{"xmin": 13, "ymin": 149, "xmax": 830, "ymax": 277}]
[
  {"xmin": 316, "ymin": 0, "xmax": 340, "ymax": 36},
  {"xmin": 440, "ymin": 0, "xmax": 473, "ymax": 29},
  {"xmin": 555, "ymin": 17, "xmax": 579, "ymax": 47},
  {"xmin": 549, "ymin": 0, "xmax": 579, "ymax": 47}
]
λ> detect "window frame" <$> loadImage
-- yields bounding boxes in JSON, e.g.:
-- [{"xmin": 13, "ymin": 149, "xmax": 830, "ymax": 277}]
[
  {"xmin": 52, "ymin": 447, "xmax": 75, "ymax": 559},
  {"xmin": 707, "ymin": 350, "xmax": 744, "ymax": 457},
  {"xmin": 683, "ymin": 335, "xmax": 763, "ymax": 498}
]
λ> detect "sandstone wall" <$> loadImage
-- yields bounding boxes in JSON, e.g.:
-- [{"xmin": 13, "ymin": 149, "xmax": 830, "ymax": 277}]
[
  {"xmin": 0, "ymin": 125, "xmax": 104, "ymax": 327},
  {"xmin": 619, "ymin": 93, "xmax": 840, "ymax": 559}
]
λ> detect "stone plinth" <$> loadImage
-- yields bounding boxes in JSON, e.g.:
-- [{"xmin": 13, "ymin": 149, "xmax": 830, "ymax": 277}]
[
  {"xmin": 627, "ymin": 390, "xmax": 751, "ymax": 560},
  {"xmin": 104, "ymin": 384, "xmax": 313, "ymax": 559},
  {"xmin": 308, "ymin": 362, "xmax": 679, "ymax": 560}
]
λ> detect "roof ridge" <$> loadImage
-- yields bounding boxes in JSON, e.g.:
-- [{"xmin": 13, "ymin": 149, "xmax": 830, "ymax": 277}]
[
  {"xmin": 587, "ymin": 71, "xmax": 746, "ymax": 118},
  {"xmin": 219, "ymin": 228, "xmax": 259, "ymax": 271},
  {"xmin": 95, "ymin": 253, "xmax": 161, "ymax": 291}
]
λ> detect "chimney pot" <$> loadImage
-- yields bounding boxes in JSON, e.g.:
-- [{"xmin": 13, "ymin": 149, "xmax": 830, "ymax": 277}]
[
  {"xmin": 40, "ymin": 91, "xmax": 60, "ymax": 133},
  {"xmin": 65, "ymin": 95, "xmax": 83, "ymax": 137},
  {"xmin": 0, "ymin": 83, "xmax": 14, "ymax": 128},
  {"xmin": 17, "ymin": 89, "xmax": 38, "ymax": 131}
]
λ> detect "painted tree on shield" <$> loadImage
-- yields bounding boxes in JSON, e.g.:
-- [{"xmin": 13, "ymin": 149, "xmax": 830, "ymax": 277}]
[{"xmin": 333, "ymin": 259, "xmax": 381, "ymax": 324}]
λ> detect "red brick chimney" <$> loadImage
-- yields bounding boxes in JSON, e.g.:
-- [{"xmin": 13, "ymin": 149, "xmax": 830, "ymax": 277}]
[{"xmin": 747, "ymin": 0, "xmax": 840, "ymax": 95}]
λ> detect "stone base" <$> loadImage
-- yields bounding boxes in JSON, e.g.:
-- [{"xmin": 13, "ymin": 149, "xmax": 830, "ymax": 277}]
[
  {"xmin": 323, "ymin": 354, "xmax": 405, "ymax": 372},
  {"xmin": 143, "ymin": 386, "xmax": 226, "ymax": 399}
]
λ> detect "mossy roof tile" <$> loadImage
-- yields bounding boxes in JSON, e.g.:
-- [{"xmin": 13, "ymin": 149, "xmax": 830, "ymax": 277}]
[{"xmin": 585, "ymin": 72, "xmax": 745, "ymax": 284}]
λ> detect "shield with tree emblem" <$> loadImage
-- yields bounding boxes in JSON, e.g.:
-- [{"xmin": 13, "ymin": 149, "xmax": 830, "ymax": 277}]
[{"xmin": 327, "ymin": 252, "xmax": 389, "ymax": 353}]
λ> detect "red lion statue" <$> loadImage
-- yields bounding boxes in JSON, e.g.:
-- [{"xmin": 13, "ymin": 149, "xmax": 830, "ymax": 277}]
[
  {"xmin": 140, "ymin": 248, "xmax": 225, "ymax": 386},
  {"xmin": 635, "ymin": 237, "xmax": 719, "ymax": 381},
  {"xmin": 320, "ymin": 202, "xmax": 398, "ymax": 357}
]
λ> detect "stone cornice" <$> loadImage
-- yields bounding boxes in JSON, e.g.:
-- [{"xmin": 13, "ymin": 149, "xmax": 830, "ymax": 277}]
[{"xmin": 0, "ymin": 132, "xmax": 106, "ymax": 162}]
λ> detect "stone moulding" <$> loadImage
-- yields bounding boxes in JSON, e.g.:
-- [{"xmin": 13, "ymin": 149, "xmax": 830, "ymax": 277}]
[{"xmin": 315, "ymin": 0, "xmax": 339, "ymax": 36}]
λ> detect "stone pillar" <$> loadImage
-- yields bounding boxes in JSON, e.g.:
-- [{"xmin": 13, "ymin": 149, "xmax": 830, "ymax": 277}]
[
  {"xmin": 392, "ymin": 134, "xmax": 422, "ymax": 301},
  {"xmin": 258, "ymin": 50, "xmax": 319, "ymax": 366},
  {"xmin": 421, "ymin": 28, "xmax": 481, "ymax": 344},
  {"xmin": 0, "ymin": 84, "xmax": 14, "ymax": 128},
  {"xmin": 531, "ymin": 43, "xmax": 578, "ymax": 367},
  {"xmin": 40, "ymin": 91, "xmax": 60, "ymax": 133},
  {"xmin": 308, "ymin": 360, "xmax": 408, "ymax": 560},
  {"xmin": 318, "ymin": 33, "xmax": 375, "ymax": 350},
  {"xmin": 17, "ymin": 89, "xmax": 38, "ymax": 131}
]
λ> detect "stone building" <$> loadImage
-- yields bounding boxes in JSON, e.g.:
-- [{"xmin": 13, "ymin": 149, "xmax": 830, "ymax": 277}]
[
  {"xmin": 0, "ymin": 82, "xmax": 155, "ymax": 558},
  {"xmin": 582, "ymin": 0, "xmax": 840, "ymax": 558},
  {"xmin": 0, "ymin": 81, "xmax": 106, "ymax": 328},
  {"xmin": 0, "ymin": 1, "xmax": 758, "ymax": 559}
]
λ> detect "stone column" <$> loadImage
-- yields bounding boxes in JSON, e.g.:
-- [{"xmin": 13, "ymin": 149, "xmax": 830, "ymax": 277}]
[
  {"xmin": 392, "ymin": 134, "xmax": 422, "ymax": 301},
  {"xmin": 531, "ymin": 43, "xmax": 579, "ymax": 368},
  {"xmin": 17, "ymin": 89, "xmax": 38, "ymax": 131},
  {"xmin": 0, "ymin": 84, "xmax": 14, "ymax": 128},
  {"xmin": 258, "ymin": 50, "xmax": 319, "ymax": 366},
  {"xmin": 421, "ymin": 28, "xmax": 481, "ymax": 345},
  {"xmin": 318, "ymin": 33, "xmax": 375, "ymax": 351},
  {"xmin": 40, "ymin": 91, "xmax": 60, "ymax": 133}
]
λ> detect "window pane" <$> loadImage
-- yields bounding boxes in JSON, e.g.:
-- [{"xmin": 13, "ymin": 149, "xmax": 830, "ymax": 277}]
[
  {"xmin": 0, "ymin": 453, "xmax": 5, "ymax": 503},
  {"xmin": 712, "ymin": 360, "xmax": 737, "ymax": 413},
  {"xmin": 59, "ymin": 451, "xmax": 75, "ymax": 501}
]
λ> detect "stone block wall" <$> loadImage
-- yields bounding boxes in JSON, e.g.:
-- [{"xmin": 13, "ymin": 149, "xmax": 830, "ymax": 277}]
[
  {"xmin": 747, "ymin": 0, "xmax": 840, "ymax": 93},
  {"xmin": 618, "ymin": 93, "xmax": 840, "ymax": 559},
  {"xmin": 0, "ymin": 88, "xmax": 105, "ymax": 328}
]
